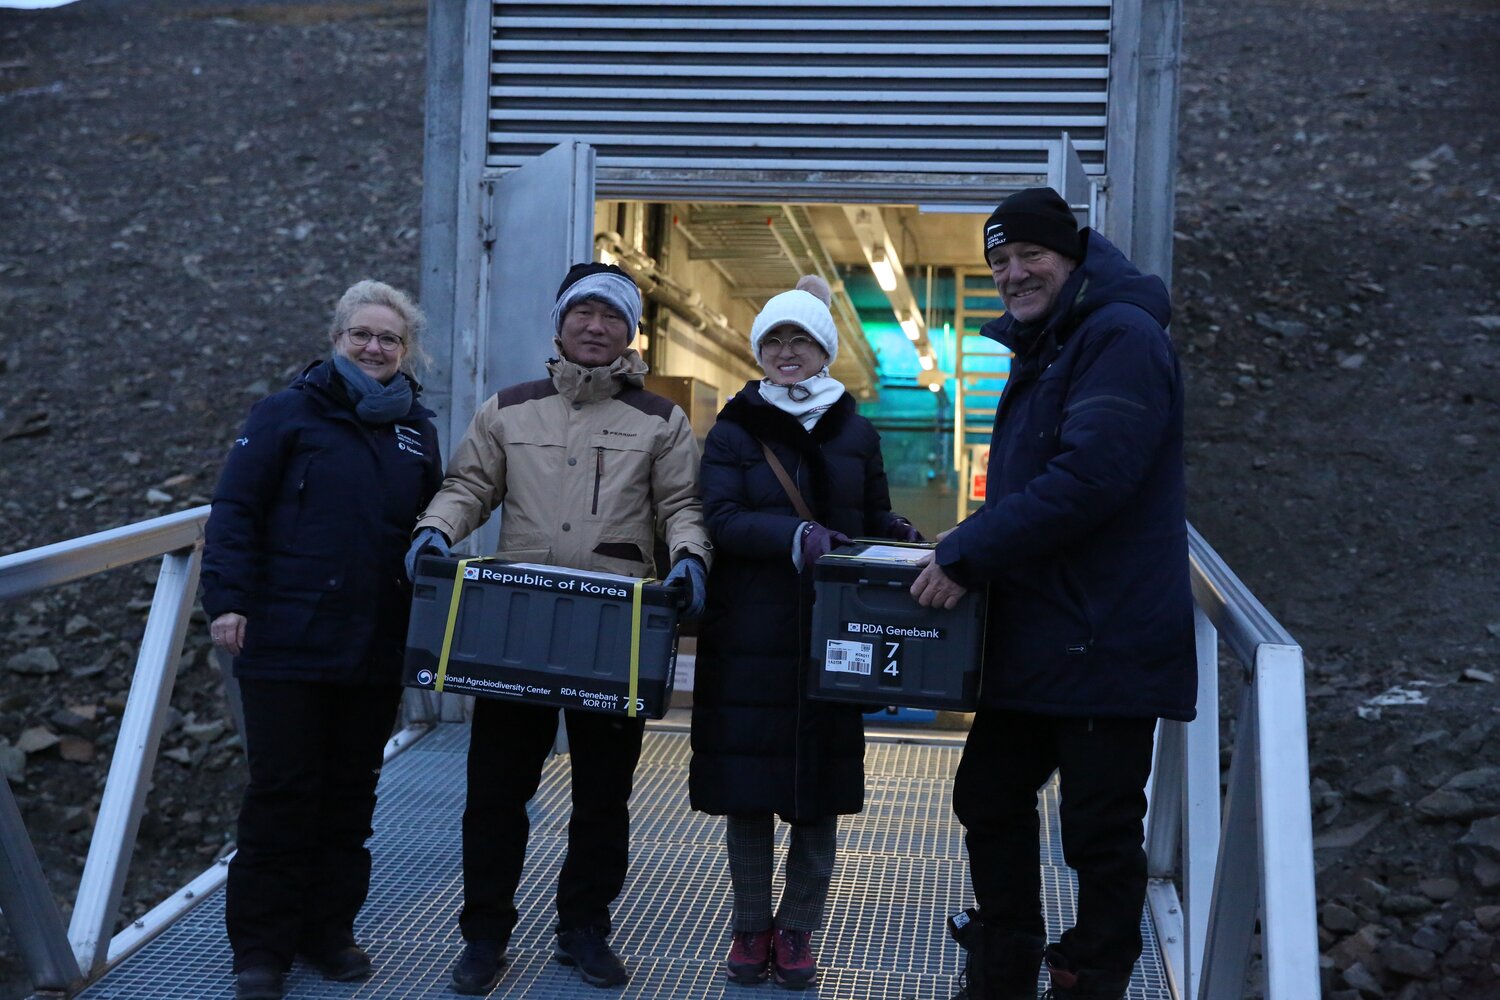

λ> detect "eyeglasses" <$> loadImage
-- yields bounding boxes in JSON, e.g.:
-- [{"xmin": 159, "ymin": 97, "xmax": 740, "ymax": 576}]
[
  {"xmin": 761, "ymin": 334, "xmax": 818, "ymax": 354},
  {"xmin": 343, "ymin": 327, "xmax": 405, "ymax": 352}
]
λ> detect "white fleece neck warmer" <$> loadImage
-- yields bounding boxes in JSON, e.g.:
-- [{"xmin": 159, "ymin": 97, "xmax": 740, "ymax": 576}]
[{"xmin": 758, "ymin": 370, "xmax": 846, "ymax": 430}]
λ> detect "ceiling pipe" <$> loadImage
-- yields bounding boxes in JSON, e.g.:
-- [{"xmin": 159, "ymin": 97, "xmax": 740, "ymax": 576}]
[
  {"xmin": 595, "ymin": 231, "xmax": 757, "ymax": 369},
  {"xmin": 841, "ymin": 206, "xmax": 936, "ymax": 367},
  {"xmin": 597, "ymin": 227, "xmax": 879, "ymax": 400}
]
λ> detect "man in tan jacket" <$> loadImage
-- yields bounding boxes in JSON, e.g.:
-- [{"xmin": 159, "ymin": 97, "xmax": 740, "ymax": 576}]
[{"xmin": 406, "ymin": 262, "xmax": 711, "ymax": 993}]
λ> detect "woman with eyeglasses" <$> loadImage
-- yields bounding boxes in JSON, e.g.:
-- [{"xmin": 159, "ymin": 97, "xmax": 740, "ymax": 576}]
[
  {"xmin": 690, "ymin": 275, "xmax": 922, "ymax": 989},
  {"xmin": 201, "ymin": 279, "xmax": 442, "ymax": 1000}
]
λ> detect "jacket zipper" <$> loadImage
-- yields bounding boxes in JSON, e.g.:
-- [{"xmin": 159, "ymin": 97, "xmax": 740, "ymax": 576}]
[
  {"xmin": 1058, "ymin": 556, "xmax": 1097, "ymax": 653},
  {"xmin": 793, "ymin": 454, "xmax": 805, "ymax": 816},
  {"xmin": 794, "ymin": 566, "xmax": 806, "ymax": 816},
  {"xmin": 592, "ymin": 447, "xmax": 604, "ymax": 515}
]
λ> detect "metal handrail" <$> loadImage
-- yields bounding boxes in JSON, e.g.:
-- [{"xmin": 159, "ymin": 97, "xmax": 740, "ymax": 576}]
[
  {"xmin": 0, "ymin": 508, "xmax": 434, "ymax": 996},
  {"xmin": 0, "ymin": 505, "xmax": 209, "ymax": 600},
  {"xmin": 0, "ymin": 508, "xmax": 209, "ymax": 992},
  {"xmin": 1143, "ymin": 523, "xmax": 1320, "ymax": 999}
]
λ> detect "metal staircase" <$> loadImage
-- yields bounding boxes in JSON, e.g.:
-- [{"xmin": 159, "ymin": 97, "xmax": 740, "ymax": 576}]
[
  {"xmin": 72, "ymin": 723, "xmax": 1174, "ymax": 1000},
  {"xmin": 1, "ymin": 508, "xmax": 1322, "ymax": 1000},
  {"xmin": 950, "ymin": 268, "xmax": 1010, "ymax": 523}
]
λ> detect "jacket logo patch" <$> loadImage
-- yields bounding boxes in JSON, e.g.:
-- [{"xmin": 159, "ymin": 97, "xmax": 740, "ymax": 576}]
[
  {"xmin": 395, "ymin": 424, "xmax": 426, "ymax": 457},
  {"xmin": 599, "ymin": 428, "xmax": 637, "ymax": 438}
]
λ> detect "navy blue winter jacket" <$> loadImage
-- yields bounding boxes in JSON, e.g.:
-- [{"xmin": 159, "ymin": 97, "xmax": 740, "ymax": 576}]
[
  {"xmin": 936, "ymin": 230, "xmax": 1197, "ymax": 721},
  {"xmin": 201, "ymin": 360, "xmax": 443, "ymax": 683}
]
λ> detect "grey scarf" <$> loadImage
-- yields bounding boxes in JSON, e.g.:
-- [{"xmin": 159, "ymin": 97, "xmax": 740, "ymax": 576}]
[{"xmin": 331, "ymin": 354, "xmax": 413, "ymax": 424}]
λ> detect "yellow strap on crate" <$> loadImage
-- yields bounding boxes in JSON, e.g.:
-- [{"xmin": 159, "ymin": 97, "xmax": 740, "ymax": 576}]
[
  {"xmin": 434, "ymin": 557, "xmax": 490, "ymax": 693},
  {"xmin": 626, "ymin": 578, "xmax": 647, "ymax": 718}
]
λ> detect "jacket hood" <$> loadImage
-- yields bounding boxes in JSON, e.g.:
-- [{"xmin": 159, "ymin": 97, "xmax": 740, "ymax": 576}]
[
  {"xmin": 983, "ymin": 229, "xmax": 1171, "ymax": 352},
  {"xmin": 294, "ymin": 359, "xmax": 435, "ymax": 420},
  {"xmin": 547, "ymin": 347, "xmax": 648, "ymax": 403}
]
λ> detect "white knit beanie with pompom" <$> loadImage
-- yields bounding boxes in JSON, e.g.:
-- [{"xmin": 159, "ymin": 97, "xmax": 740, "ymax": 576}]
[{"xmin": 749, "ymin": 274, "xmax": 838, "ymax": 366}]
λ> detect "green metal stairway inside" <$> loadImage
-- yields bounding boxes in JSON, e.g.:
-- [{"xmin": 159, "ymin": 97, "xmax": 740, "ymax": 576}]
[{"xmin": 77, "ymin": 723, "xmax": 1171, "ymax": 1000}]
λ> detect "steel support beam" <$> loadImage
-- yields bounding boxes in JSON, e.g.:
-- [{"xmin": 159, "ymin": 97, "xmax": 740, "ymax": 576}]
[
  {"xmin": 0, "ymin": 775, "xmax": 82, "ymax": 993},
  {"xmin": 69, "ymin": 548, "xmax": 202, "ymax": 975}
]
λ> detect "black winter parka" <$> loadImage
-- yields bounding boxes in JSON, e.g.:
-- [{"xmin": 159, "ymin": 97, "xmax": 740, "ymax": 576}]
[
  {"xmin": 201, "ymin": 360, "xmax": 443, "ymax": 684},
  {"xmin": 936, "ymin": 230, "xmax": 1197, "ymax": 721},
  {"xmin": 689, "ymin": 386, "xmax": 902, "ymax": 821}
]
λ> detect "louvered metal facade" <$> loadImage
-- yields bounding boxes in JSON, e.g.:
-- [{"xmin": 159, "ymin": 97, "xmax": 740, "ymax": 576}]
[{"xmin": 485, "ymin": 0, "xmax": 1114, "ymax": 200}]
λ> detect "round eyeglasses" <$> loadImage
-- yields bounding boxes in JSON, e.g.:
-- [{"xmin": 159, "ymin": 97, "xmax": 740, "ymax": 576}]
[
  {"xmin": 343, "ymin": 327, "xmax": 405, "ymax": 352},
  {"xmin": 761, "ymin": 334, "xmax": 818, "ymax": 354}
]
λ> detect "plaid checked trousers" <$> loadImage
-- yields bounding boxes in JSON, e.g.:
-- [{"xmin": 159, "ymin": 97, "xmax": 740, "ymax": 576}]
[{"xmin": 724, "ymin": 813, "xmax": 838, "ymax": 931}]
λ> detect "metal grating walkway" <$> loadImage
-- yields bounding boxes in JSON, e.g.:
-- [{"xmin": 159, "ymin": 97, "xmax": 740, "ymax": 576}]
[{"xmin": 79, "ymin": 723, "xmax": 1170, "ymax": 999}]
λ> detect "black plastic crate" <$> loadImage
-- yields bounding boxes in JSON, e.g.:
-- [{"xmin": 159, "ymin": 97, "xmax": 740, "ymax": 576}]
[
  {"xmin": 404, "ymin": 555, "xmax": 680, "ymax": 718},
  {"xmin": 808, "ymin": 541, "xmax": 985, "ymax": 711}
]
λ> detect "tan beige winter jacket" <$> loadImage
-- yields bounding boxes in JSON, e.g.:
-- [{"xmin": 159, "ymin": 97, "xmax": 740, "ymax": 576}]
[{"xmin": 416, "ymin": 349, "xmax": 712, "ymax": 578}]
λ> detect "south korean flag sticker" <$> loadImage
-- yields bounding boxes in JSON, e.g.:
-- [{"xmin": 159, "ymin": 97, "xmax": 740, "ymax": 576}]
[{"xmin": 463, "ymin": 566, "xmax": 480, "ymax": 581}]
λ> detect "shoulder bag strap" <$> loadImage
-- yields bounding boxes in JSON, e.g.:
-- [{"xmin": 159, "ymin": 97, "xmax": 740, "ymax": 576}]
[{"xmin": 757, "ymin": 439, "xmax": 815, "ymax": 522}]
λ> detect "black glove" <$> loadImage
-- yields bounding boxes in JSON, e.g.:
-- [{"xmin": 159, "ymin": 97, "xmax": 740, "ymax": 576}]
[
  {"xmin": 888, "ymin": 516, "xmax": 923, "ymax": 543},
  {"xmin": 798, "ymin": 523, "xmax": 851, "ymax": 569},
  {"xmin": 404, "ymin": 527, "xmax": 452, "ymax": 581},
  {"xmin": 664, "ymin": 555, "xmax": 707, "ymax": 619}
]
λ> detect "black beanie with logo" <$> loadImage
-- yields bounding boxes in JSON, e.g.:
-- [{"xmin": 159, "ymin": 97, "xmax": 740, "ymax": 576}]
[{"xmin": 981, "ymin": 187, "xmax": 1082, "ymax": 261}]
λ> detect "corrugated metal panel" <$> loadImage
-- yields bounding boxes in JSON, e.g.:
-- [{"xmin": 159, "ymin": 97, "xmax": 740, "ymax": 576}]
[{"xmin": 487, "ymin": 0, "xmax": 1112, "ymax": 189}]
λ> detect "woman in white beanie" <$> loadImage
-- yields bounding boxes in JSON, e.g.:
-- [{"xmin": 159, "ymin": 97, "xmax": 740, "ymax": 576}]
[{"xmin": 689, "ymin": 276, "xmax": 922, "ymax": 988}]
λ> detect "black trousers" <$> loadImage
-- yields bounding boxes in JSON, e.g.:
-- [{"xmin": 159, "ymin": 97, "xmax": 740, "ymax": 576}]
[
  {"xmin": 459, "ymin": 699, "xmax": 646, "ymax": 945},
  {"xmin": 225, "ymin": 678, "xmax": 402, "ymax": 972},
  {"xmin": 953, "ymin": 708, "xmax": 1156, "ymax": 975}
]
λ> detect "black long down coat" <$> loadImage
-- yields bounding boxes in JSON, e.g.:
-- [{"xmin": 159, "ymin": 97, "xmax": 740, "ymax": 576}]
[{"xmin": 689, "ymin": 385, "xmax": 903, "ymax": 821}]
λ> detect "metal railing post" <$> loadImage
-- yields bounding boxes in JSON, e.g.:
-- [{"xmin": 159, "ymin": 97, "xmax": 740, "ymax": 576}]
[
  {"xmin": 1183, "ymin": 606, "xmax": 1222, "ymax": 998},
  {"xmin": 1146, "ymin": 721, "xmax": 1184, "ymax": 874},
  {"xmin": 1195, "ymin": 680, "xmax": 1259, "ymax": 999},
  {"xmin": 68, "ymin": 546, "xmax": 202, "ymax": 975},
  {"xmin": 212, "ymin": 646, "xmax": 247, "ymax": 746},
  {"xmin": 0, "ymin": 775, "xmax": 83, "ymax": 992},
  {"xmin": 1145, "ymin": 602, "xmax": 1226, "ymax": 1000},
  {"xmin": 1144, "ymin": 717, "xmax": 1187, "ymax": 998},
  {"xmin": 1254, "ymin": 644, "xmax": 1320, "ymax": 1000}
]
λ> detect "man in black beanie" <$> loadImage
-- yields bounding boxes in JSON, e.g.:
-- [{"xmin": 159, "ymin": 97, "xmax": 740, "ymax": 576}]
[{"xmin": 912, "ymin": 188, "xmax": 1196, "ymax": 1000}]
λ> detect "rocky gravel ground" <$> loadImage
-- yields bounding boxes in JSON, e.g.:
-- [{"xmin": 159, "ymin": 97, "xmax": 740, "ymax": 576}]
[{"xmin": 1, "ymin": 0, "xmax": 1498, "ymax": 998}]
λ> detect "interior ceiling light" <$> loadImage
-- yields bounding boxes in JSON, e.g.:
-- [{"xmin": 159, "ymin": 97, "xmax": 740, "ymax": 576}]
[
  {"xmin": 928, "ymin": 382, "xmax": 942, "ymax": 393},
  {"xmin": 870, "ymin": 246, "xmax": 898, "ymax": 292},
  {"xmin": 899, "ymin": 318, "xmax": 920, "ymax": 341},
  {"xmin": 919, "ymin": 354, "xmax": 935, "ymax": 371}
]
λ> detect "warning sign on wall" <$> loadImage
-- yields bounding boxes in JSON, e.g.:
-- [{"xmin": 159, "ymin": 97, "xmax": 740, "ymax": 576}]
[{"xmin": 967, "ymin": 444, "xmax": 990, "ymax": 502}]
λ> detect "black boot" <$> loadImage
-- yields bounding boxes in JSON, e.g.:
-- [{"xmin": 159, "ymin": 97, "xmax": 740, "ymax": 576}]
[
  {"xmin": 948, "ymin": 909, "xmax": 1044, "ymax": 1000},
  {"xmin": 986, "ymin": 927, "xmax": 1044, "ymax": 999},
  {"xmin": 1041, "ymin": 945, "xmax": 1132, "ymax": 1000}
]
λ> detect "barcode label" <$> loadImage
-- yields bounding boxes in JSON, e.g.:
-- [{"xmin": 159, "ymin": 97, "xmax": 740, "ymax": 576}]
[{"xmin": 824, "ymin": 640, "xmax": 873, "ymax": 675}]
